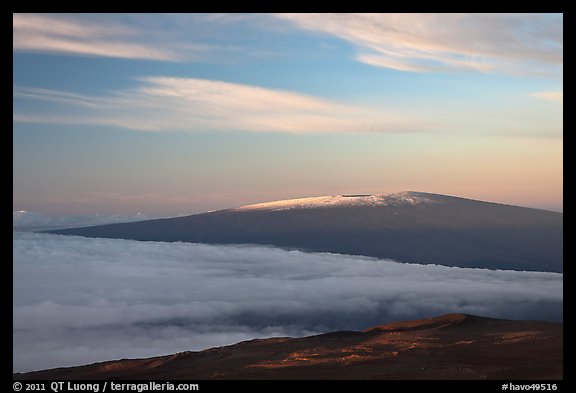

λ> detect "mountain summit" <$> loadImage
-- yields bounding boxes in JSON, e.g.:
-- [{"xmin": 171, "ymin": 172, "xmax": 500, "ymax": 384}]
[
  {"xmin": 46, "ymin": 192, "xmax": 562, "ymax": 272},
  {"xmin": 232, "ymin": 192, "xmax": 434, "ymax": 211}
]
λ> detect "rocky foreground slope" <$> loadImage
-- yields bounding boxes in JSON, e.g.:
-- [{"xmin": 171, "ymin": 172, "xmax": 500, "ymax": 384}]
[{"xmin": 15, "ymin": 314, "xmax": 562, "ymax": 380}]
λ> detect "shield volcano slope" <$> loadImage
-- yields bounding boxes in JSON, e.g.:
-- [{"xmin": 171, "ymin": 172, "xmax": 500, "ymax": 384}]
[{"xmin": 46, "ymin": 192, "xmax": 563, "ymax": 272}]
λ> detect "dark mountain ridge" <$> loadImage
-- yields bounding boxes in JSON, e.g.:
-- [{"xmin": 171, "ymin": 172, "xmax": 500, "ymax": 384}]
[{"xmin": 46, "ymin": 192, "xmax": 563, "ymax": 272}]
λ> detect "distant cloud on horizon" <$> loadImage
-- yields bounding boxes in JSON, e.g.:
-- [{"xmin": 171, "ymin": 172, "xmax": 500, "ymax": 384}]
[
  {"xmin": 530, "ymin": 91, "xmax": 563, "ymax": 103},
  {"xmin": 13, "ymin": 232, "xmax": 563, "ymax": 372},
  {"xmin": 13, "ymin": 210, "xmax": 152, "ymax": 231}
]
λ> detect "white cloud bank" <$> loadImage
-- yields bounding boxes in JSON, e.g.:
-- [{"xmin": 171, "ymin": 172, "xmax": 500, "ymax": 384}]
[
  {"xmin": 14, "ymin": 78, "xmax": 422, "ymax": 134},
  {"xmin": 13, "ymin": 232, "xmax": 562, "ymax": 373},
  {"xmin": 275, "ymin": 13, "xmax": 563, "ymax": 76}
]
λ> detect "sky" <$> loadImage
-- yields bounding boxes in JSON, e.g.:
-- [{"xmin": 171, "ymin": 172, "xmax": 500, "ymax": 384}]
[
  {"xmin": 13, "ymin": 231, "xmax": 562, "ymax": 372},
  {"xmin": 13, "ymin": 13, "xmax": 563, "ymax": 217}
]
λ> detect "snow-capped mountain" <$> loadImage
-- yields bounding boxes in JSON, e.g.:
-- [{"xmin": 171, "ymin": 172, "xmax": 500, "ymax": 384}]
[
  {"xmin": 233, "ymin": 192, "xmax": 434, "ymax": 211},
  {"xmin": 46, "ymin": 192, "xmax": 563, "ymax": 272}
]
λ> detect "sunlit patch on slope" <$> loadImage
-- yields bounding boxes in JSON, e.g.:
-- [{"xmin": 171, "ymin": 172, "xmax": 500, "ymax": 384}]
[{"xmin": 233, "ymin": 192, "xmax": 436, "ymax": 211}]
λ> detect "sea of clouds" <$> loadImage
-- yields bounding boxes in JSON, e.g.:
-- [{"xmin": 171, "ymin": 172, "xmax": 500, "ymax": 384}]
[{"xmin": 13, "ymin": 231, "xmax": 562, "ymax": 373}]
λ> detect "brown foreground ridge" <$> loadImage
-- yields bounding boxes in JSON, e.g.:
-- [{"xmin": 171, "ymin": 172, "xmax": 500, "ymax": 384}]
[{"xmin": 14, "ymin": 313, "xmax": 562, "ymax": 380}]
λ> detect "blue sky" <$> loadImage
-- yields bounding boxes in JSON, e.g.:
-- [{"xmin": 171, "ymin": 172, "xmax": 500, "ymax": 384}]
[{"xmin": 13, "ymin": 13, "xmax": 563, "ymax": 216}]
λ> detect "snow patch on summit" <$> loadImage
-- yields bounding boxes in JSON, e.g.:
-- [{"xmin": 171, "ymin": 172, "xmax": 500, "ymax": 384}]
[{"xmin": 233, "ymin": 192, "xmax": 436, "ymax": 212}]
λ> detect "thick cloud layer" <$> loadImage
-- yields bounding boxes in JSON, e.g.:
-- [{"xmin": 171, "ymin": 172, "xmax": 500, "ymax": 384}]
[{"xmin": 13, "ymin": 232, "xmax": 562, "ymax": 373}]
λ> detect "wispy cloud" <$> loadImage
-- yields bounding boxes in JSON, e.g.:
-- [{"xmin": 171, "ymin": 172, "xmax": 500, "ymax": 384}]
[
  {"xmin": 13, "ymin": 13, "xmax": 563, "ymax": 76},
  {"xmin": 12, "ymin": 13, "xmax": 283, "ymax": 63},
  {"xmin": 275, "ymin": 13, "xmax": 563, "ymax": 75},
  {"xmin": 13, "ymin": 77, "xmax": 425, "ymax": 134},
  {"xmin": 530, "ymin": 91, "xmax": 563, "ymax": 102},
  {"xmin": 13, "ymin": 232, "xmax": 562, "ymax": 372},
  {"xmin": 13, "ymin": 13, "xmax": 182, "ymax": 61}
]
